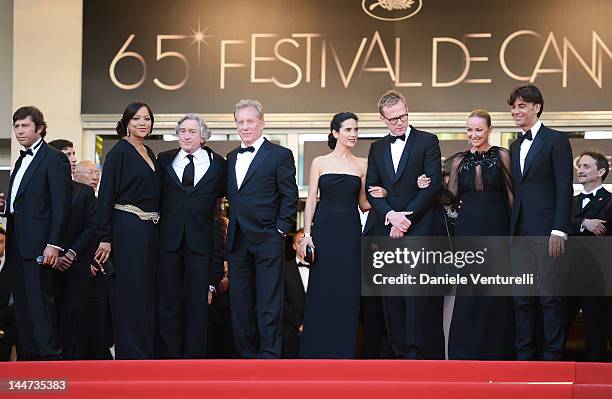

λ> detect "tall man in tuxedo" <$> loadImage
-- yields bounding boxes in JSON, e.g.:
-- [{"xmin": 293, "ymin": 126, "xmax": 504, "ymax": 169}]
[
  {"xmin": 0, "ymin": 106, "xmax": 72, "ymax": 360},
  {"xmin": 566, "ymin": 151, "xmax": 612, "ymax": 360},
  {"xmin": 364, "ymin": 90, "xmax": 444, "ymax": 359},
  {"xmin": 226, "ymin": 99, "xmax": 298, "ymax": 358},
  {"xmin": 48, "ymin": 140, "xmax": 98, "ymax": 360},
  {"xmin": 508, "ymin": 84, "xmax": 573, "ymax": 361},
  {"xmin": 157, "ymin": 114, "xmax": 226, "ymax": 358},
  {"xmin": 282, "ymin": 229, "xmax": 309, "ymax": 358}
]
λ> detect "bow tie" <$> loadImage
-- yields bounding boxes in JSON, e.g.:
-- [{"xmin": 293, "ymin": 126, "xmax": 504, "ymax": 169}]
[
  {"xmin": 19, "ymin": 148, "xmax": 33, "ymax": 158},
  {"xmin": 389, "ymin": 134, "xmax": 406, "ymax": 144},
  {"xmin": 297, "ymin": 262, "xmax": 310, "ymax": 268},
  {"xmin": 238, "ymin": 146, "xmax": 255, "ymax": 154},
  {"xmin": 519, "ymin": 130, "xmax": 533, "ymax": 142},
  {"xmin": 578, "ymin": 192, "xmax": 596, "ymax": 201}
]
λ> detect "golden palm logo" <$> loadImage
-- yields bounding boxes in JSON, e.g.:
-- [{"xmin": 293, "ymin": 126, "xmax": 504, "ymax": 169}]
[{"xmin": 362, "ymin": 0, "xmax": 423, "ymax": 21}]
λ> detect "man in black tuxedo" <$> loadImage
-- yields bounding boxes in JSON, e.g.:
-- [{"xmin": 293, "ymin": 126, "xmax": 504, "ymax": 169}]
[
  {"xmin": 157, "ymin": 114, "xmax": 226, "ymax": 358},
  {"xmin": 282, "ymin": 229, "xmax": 309, "ymax": 358},
  {"xmin": 566, "ymin": 151, "xmax": 612, "ymax": 360},
  {"xmin": 0, "ymin": 106, "xmax": 72, "ymax": 360},
  {"xmin": 508, "ymin": 84, "xmax": 573, "ymax": 361},
  {"xmin": 0, "ymin": 227, "xmax": 16, "ymax": 361},
  {"xmin": 364, "ymin": 90, "xmax": 444, "ymax": 359},
  {"xmin": 48, "ymin": 139, "xmax": 98, "ymax": 360},
  {"xmin": 226, "ymin": 99, "xmax": 298, "ymax": 358}
]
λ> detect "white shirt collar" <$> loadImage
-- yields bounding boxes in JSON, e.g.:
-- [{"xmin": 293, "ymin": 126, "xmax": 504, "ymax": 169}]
[
  {"xmin": 179, "ymin": 147, "xmax": 205, "ymax": 161},
  {"xmin": 522, "ymin": 120, "xmax": 542, "ymax": 138},
  {"xmin": 389, "ymin": 126, "xmax": 411, "ymax": 139},
  {"xmin": 26, "ymin": 137, "xmax": 43, "ymax": 155},
  {"xmin": 241, "ymin": 135, "xmax": 265, "ymax": 151},
  {"xmin": 582, "ymin": 184, "xmax": 603, "ymax": 195},
  {"xmin": 295, "ymin": 256, "xmax": 309, "ymax": 266}
]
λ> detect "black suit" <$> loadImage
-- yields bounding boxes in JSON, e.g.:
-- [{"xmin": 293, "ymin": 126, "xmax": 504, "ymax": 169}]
[
  {"xmin": 5, "ymin": 141, "xmax": 72, "ymax": 360},
  {"xmin": 282, "ymin": 260, "xmax": 307, "ymax": 358},
  {"xmin": 364, "ymin": 127, "xmax": 445, "ymax": 359},
  {"xmin": 509, "ymin": 124, "xmax": 573, "ymax": 361},
  {"xmin": 156, "ymin": 147, "xmax": 226, "ymax": 358},
  {"xmin": 0, "ymin": 257, "xmax": 15, "ymax": 361},
  {"xmin": 56, "ymin": 181, "xmax": 97, "ymax": 359},
  {"xmin": 226, "ymin": 138, "xmax": 298, "ymax": 358},
  {"xmin": 566, "ymin": 188, "xmax": 612, "ymax": 361}
]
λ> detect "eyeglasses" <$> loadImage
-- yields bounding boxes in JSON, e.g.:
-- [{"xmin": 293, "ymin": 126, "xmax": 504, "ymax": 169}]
[{"xmin": 382, "ymin": 113, "xmax": 408, "ymax": 125}]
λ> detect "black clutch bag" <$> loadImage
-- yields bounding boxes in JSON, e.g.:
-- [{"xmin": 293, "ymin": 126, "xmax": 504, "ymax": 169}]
[{"xmin": 304, "ymin": 244, "xmax": 316, "ymax": 265}]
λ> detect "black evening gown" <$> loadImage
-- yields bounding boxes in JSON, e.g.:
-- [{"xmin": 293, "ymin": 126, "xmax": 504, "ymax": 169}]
[
  {"xmin": 300, "ymin": 174, "xmax": 362, "ymax": 358},
  {"xmin": 97, "ymin": 139, "xmax": 161, "ymax": 359},
  {"xmin": 448, "ymin": 146, "xmax": 516, "ymax": 360}
]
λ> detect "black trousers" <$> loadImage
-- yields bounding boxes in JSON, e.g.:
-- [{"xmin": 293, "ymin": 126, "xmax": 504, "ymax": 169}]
[
  {"xmin": 227, "ymin": 227, "xmax": 284, "ymax": 359},
  {"xmin": 511, "ymin": 231, "xmax": 568, "ymax": 361},
  {"xmin": 56, "ymin": 273, "xmax": 92, "ymax": 360},
  {"xmin": 158, "ymin": 241, "xmax": 211, "ymax": 358}
]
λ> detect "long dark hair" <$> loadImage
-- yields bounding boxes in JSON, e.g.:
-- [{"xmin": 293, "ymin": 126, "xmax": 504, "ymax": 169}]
[
  {"xmin": 328, "ymin": 112, "xmax": 358, "ymax": 150},
  {"xmin": 116, "ymin": 102, "xmax": 155, "ymax": 137}
]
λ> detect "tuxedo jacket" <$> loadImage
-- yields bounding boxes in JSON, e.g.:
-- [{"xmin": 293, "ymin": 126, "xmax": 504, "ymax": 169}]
[
  {"xmin": 158, "ymin": 147, "xmax": 227, "ymax": 259},
  {"xmin": 509, "ymin": 125, "xmax": 573, "ymax": 236},
  {"xmin": 6, "ymin": 141, "xmax": 72, "ymax": 258},
  {"xmin": 226, "ymin": 139, "xmax": 298, "ymax": 252},
  {"xmin": 283, "ymin": 261, "xmax": 306, "ymax": 330},
  {"xmin": 571, "ymin": 188, "xmax": 612, "ymax": 236},
  {"xmin": 0, "ymin": 259, "xmax": 13, "ymax": 328},
  {"xmin": 62, "ymin": 181, "xmax": 98, "ymax": 277},
  {"xmin": 364, "ymin": 127, "xmax": 442, "ymax": 236}
]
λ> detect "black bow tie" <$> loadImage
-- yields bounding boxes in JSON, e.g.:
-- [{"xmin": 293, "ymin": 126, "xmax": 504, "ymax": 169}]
[
  {"xmin": 578, "ymin": 192, "xmax": 596, "ymax": 201},
  {"xmin": 238, "ymin": 146, "xmax": 255, "ymax": 154},
  {"xmin": 389, "ymin": 134, "xmax": 406, "ymax": 144},
  {"xmin": 297, "ymin": 262, "xmax": 310, "ymax": 268},
  {"xmin": 19, "ymin": 148, "xmax": 33, "ymax": 158},
  {"xmin": 520, "ymin": 130, "xmax": 533, "ymax": 142}
]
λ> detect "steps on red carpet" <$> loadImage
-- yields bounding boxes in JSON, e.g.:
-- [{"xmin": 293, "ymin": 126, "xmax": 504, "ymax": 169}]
[{"xmin": 1, "ymin": 360, "xmax": 611, "ymax": 399}]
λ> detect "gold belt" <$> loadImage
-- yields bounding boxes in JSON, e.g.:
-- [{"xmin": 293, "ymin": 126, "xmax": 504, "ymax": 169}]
[{"xmin": 114, "ymin": 204, "xmax": 160, "ymax": 224}]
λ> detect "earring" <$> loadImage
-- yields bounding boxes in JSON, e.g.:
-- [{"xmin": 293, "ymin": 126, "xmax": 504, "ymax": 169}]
[{"xmin": 126, "ymin": 127, "xmax": 130, "ymax": 136}]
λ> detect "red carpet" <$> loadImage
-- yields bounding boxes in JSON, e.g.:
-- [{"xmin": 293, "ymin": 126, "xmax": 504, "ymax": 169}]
[{"xmin": 1, "ymin": 360, "xmax": 611, "ymax": 398}]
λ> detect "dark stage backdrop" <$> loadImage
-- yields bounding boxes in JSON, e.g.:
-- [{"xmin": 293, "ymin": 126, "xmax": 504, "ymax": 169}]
[{"xmin": 82, "ymin": 0, "xmax": 612, "ymax": 114}]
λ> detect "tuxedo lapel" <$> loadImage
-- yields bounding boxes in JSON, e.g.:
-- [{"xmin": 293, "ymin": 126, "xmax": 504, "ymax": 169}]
[
  {"xmin": 394, "ymin": 128, "xmax": 416, "ymax": 183},
  {"xmin": 522, "ymin": 128, "xmax": 545, "ymax": 180},
  {"xmin": 164, "ymin": 149, "xmax": 184, "ymax": 191},
  {"xmin": 240, "ymin": 140, "xmax": 272, "ymax": 190},
  {"xmin": 15, "ymin": 142, "xmax": 48, "ymax": 202},
  {"xmin": 227, "ymin": 150, "xmax": 238, "ymax": 192},
  {"xmin": 382, "ymin": 137, "xmax": 395, "ymax": 183},
  {"xmin": 191, "ymin": 150, "xmax": 221, "ymax": 193}
]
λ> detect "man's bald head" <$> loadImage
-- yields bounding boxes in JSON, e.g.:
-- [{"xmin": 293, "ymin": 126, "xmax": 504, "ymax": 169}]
[{"xmin": 74, "ymin": 160, "xmax": 100, "ymax": 189}]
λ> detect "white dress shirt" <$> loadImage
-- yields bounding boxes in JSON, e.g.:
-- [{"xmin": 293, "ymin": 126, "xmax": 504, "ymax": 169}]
[
  {"xmin": 519, "ymin": 119, "xmax": 541, "ymax": 174},
  {"xmin": 0, "ymin": 255, "xmax": 4, "ymax": 273},
  {"xmin": 10, "ymin": 137, "xmax": 43, "ymax": 213},
  {"xmin": 579, "ymin": 185, "xmax": 604, "ymax": 232},
  {"xmin": 235, "ymin": 135, "xmax": 265, "ymax": 189},
  {"xmin": 172, "ymin": 147, "xmax": 210, "ymax": 186},
  {"xmin": 296, "ymin": 256, "xmax": 309, "ymax": 293},
  {"xmin": 390, "ymin": 129, "xmax": 410, "ymax": 173}
]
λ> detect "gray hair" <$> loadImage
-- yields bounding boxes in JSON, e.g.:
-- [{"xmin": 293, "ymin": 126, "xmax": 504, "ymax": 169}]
[
  {"xmin": 233, "ymin": 99, "xmax": 264, "ymax": 120},
  {"xmin": 175, "ymin": 113, "xmax": 211, "ymax": 145}
]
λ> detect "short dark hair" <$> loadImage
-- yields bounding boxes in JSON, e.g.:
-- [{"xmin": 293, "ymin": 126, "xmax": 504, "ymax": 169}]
[
  {"xmin": 580, "ymin": 150, "xmax": 610, "ymax": 182},
  {"xmin": 13, "ymin": 106, "xmax": 48, "ymax": 137},
  {"xmin": 328, "ymin": 112, "xmax": 358, "ymax": 150},
  {"xmin": 293, "ymin": 228, "xmax": 304, "ymax": 245},
  {"xmin": 116, "ymin": 102, "xmax": 155, "ymax": 138},
  {"xmin": 0, "ymin": 226, "xmax": 6, "ymax": 237},
  {"xmin": 48, "ymin": 139, "xmax": 74, "ymax": 151},
  {"xmin": 507, "ymin": 84, "xmax": 544, "ymax": 117}
]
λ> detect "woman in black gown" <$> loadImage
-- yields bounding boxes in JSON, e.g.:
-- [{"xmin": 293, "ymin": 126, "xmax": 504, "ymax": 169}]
[
  {"xmin": 446, "ymin": 109, "xmax": 515, "ymax": 360},
  {"xmin": 94, "ymin": 102, "xmax": 161, "ymax": 359},
  {"xmin": 299, "ymin": 112, "xmax": 386, "ymax": 358}
]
